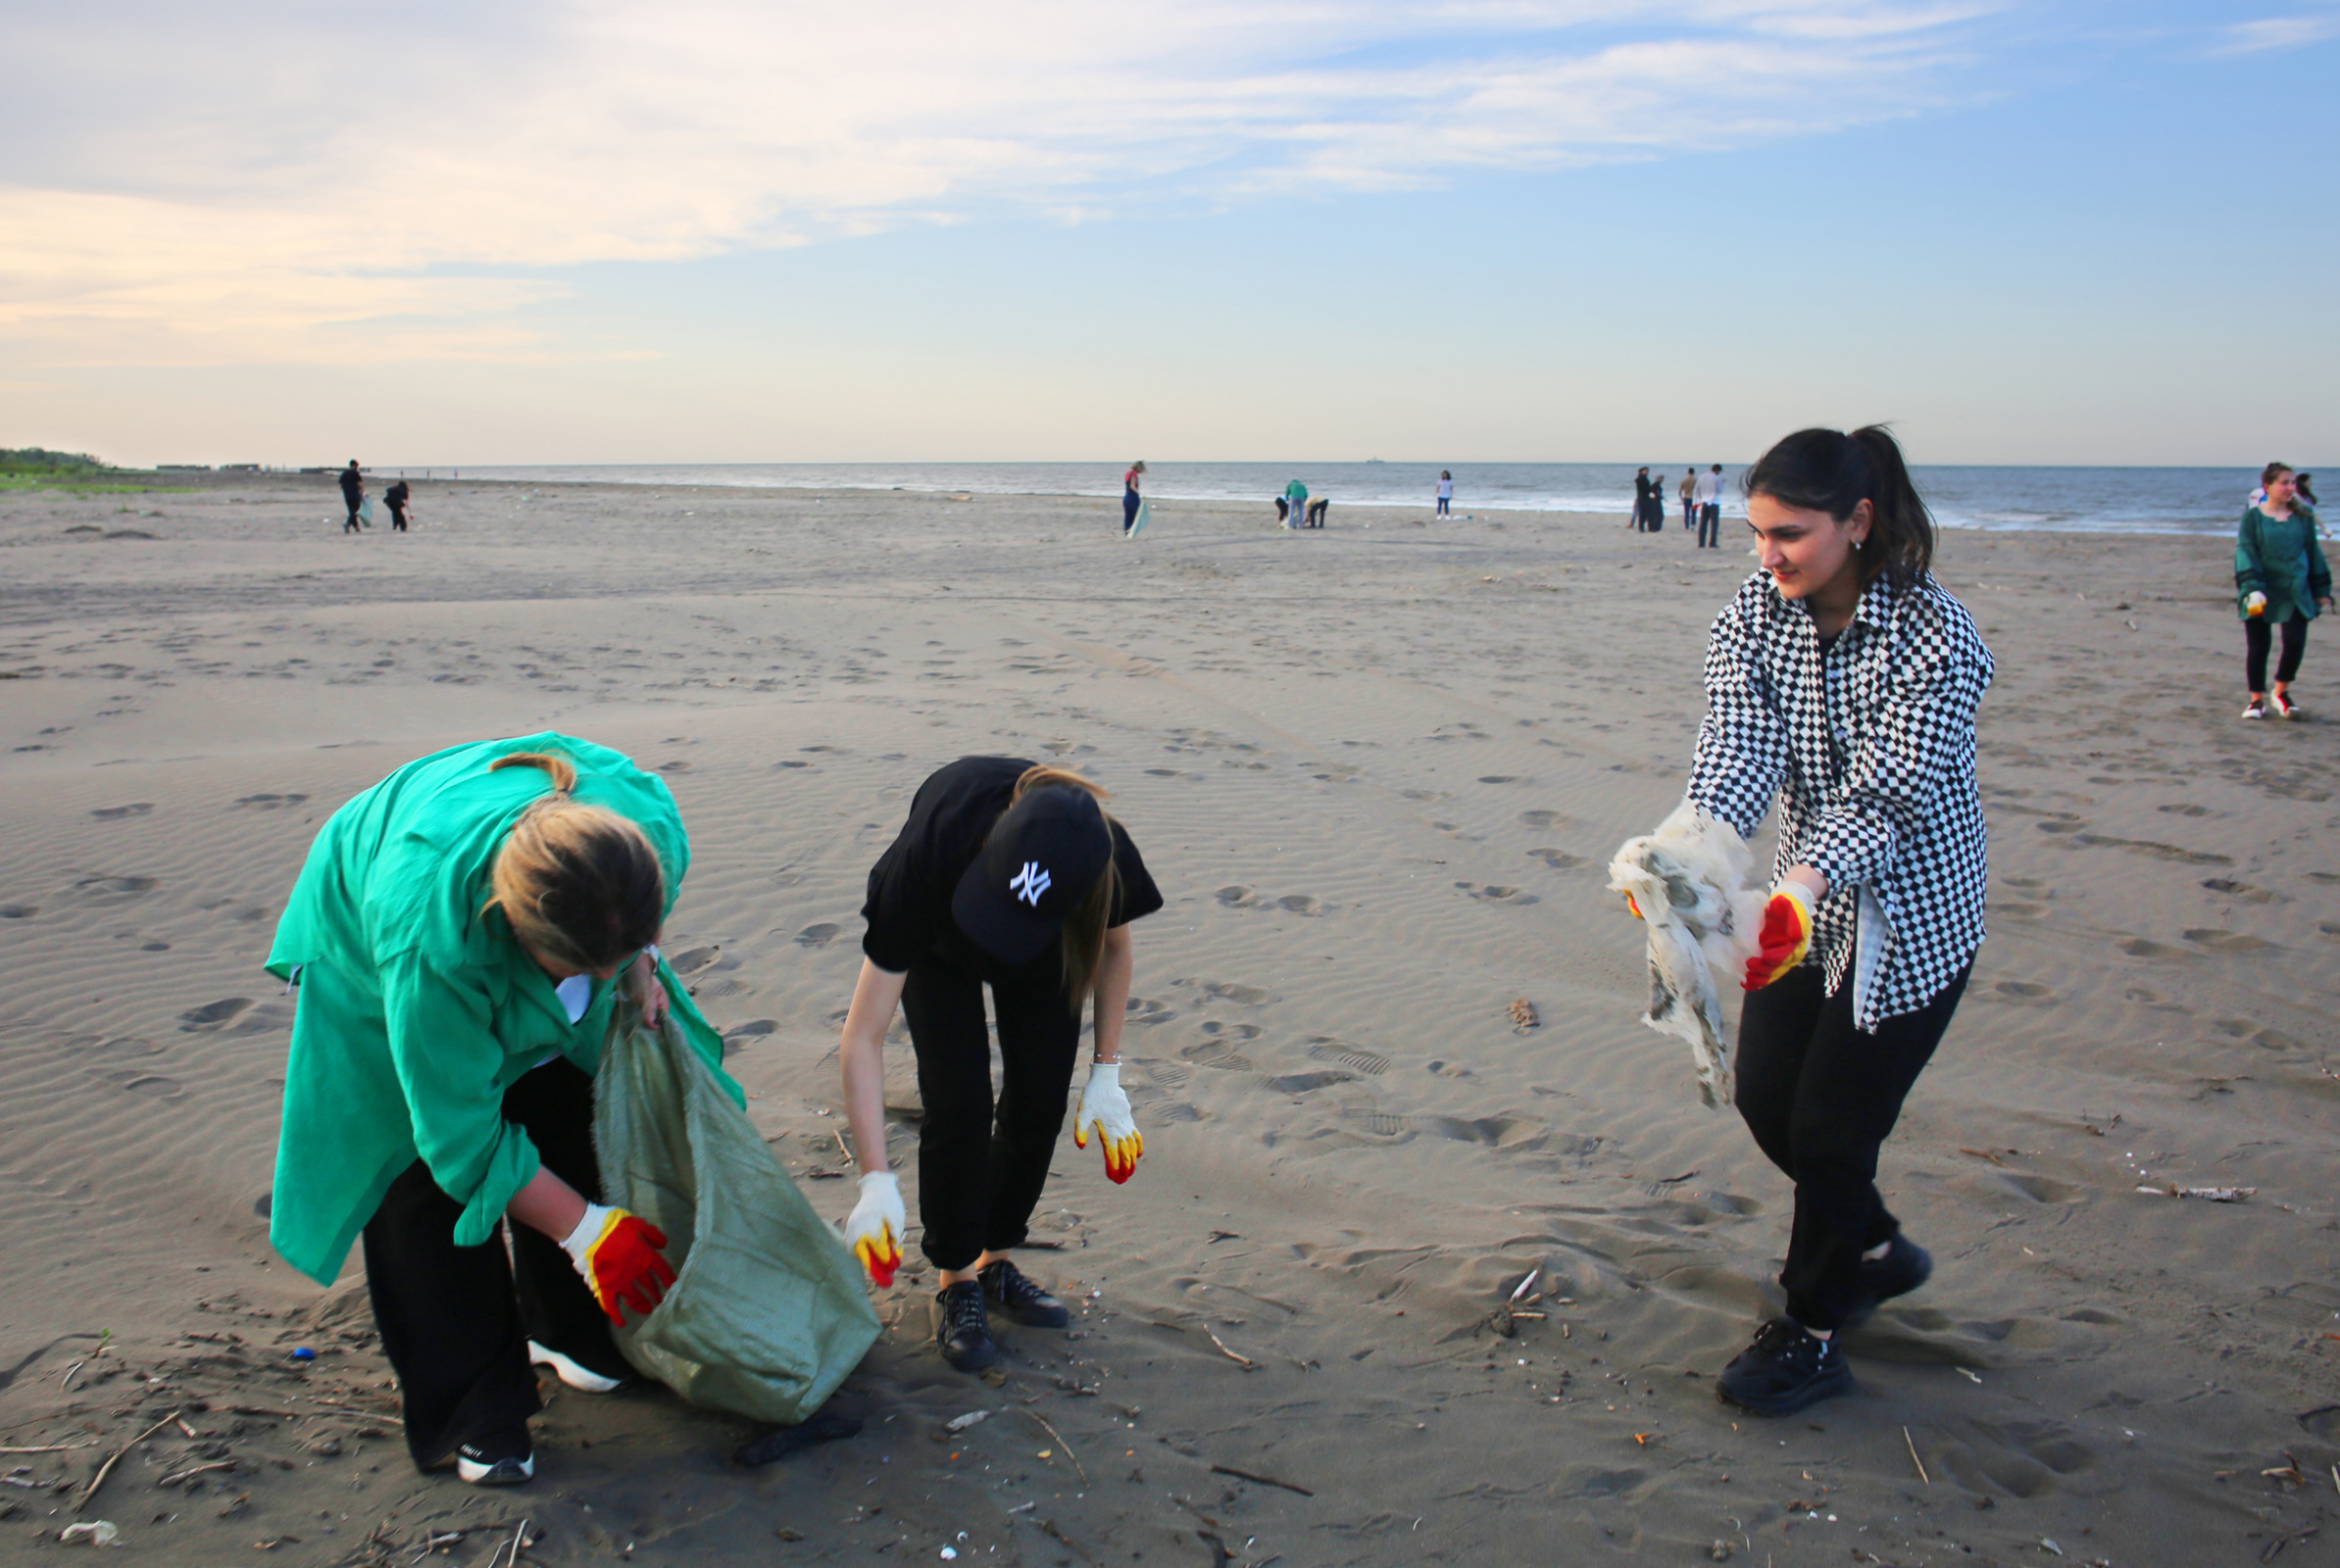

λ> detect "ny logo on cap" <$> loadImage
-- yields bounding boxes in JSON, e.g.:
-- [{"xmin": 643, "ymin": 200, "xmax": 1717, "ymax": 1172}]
[{"xmin": 1009, "ymin": 861, "xmax": 1052, "ymax": 906}]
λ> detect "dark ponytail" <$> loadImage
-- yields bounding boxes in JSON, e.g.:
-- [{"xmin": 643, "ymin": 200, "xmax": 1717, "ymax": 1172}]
[{"xmin": 1742, "ymin": 425, "xmax": 1933, "ymax": 591}]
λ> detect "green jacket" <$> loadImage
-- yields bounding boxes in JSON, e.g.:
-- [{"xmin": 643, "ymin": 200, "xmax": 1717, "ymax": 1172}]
[
  {"xmin": 266, "ymin": 733, "xmax": 741, "ymax": 1286},
  {"xmin": 2235, "ymin": 506, "xmax": 2331, "ymax": 624}
]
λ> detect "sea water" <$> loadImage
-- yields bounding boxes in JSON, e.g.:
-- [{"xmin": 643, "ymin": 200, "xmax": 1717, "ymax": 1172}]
[{"xmin": 453, "ymin": 461, "xmax": 2315, "ymax": 538}]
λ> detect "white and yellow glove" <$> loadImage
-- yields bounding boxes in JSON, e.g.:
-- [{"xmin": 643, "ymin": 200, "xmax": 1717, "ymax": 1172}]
[
  {"xmin": 844, "ymin": 1170, "xmax": 905, "ymax": 1288},
  {"xmin": 2244, "ymin": 590, "xmax": 2268, "ymax": 617},
  {"xmin": 1072, "ymin": 1062, "xmax": 1143, "ymax": 1184}
]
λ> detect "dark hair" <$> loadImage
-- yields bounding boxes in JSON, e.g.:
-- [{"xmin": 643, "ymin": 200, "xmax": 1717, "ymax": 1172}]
[
  {"xmin": 2262, "ymin": 461, "xmax": 2294, "ymax": 488},
  {"xmin": 1742, "ymin": 425, "xmax": 1933, "ymax": 590}
]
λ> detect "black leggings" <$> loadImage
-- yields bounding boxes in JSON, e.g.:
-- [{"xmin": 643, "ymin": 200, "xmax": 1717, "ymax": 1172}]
[
  {"xmin": 1122, "ymin": 491, "xmax": 1140, "ymax": 531},
  {"xmin": 361, "ymin": 1058, "xmax": 618, "ymax": 1470},
  {"xmin": 2245, "ymin": 612, "xmax": 2308, "ymax": 691},
  {"xmin": 1734, "ymin": 956, "xmax": 1970, "ymax": 1331},
  {"xmin": 902, "ymin": 963, "xmax": 1081, "ymax": 1270}
]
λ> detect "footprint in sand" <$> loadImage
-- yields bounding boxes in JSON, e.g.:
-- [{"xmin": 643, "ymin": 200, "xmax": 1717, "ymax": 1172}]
[
  {"xmin": 118, "ymin": 1074, "xmax": 184, "ymax": 1099},
  {"xmin": 1199, "ymin": 1020, "xmax": 1261, "ymax": 1041},
  {"xmin": 1274, "ymin": 895, "xmax": 1326, "ymax": 916},
  {"xmin": 90, "ymin": 804, "xmax": 152, "ymax": 820},
  {"xmin": 178, "ymin": 999, "xmax": 253, "ymax": 1032},
  {"xmin": 76, "ymin": 874, "xmax": 159, "ymax": 900},
  {"xmin": 1145, "ymin": 767, "xmax": 1179, "ymax": 777},
  {"xmin": 1138, "ymin": 1059, "xmax": 1191, "ymax": 1090},
  {"xmin": 1307, "ymin": 1040, "xmax": 1390, "ymax": 1076},
  {"xmin": 1215, "ymin": 886, "xmax": 1265, "ymax": 908},
  {"xmin": 1519, "ymin": 809, "xmax": 1570, "ymax": 828},
  {"xmin": 2183, "ymin": 928, "xmax": 2270, "ymax": 952},
  {"xmin": 794, "ymin": 923, "xmax": 843, "ymax": 948},
  {"xmin": 774, "ymin": 760, "xmax": 812, "ymax": 769},
  {"xmin": 1121, "ymin": 997, "xmax": 1179, "ymax": 1026},
  {"xmin": 1527, "ymin": 848, "xmax": 1585, "ymax": 870},
  {"xmin": 1931, "ymin": 1417, "xmax": 2096, "ymax": 1500},
  {"xmin": 670, "ymin": 946, "xmax": 723, "ymax": 975},
  {"xmin": 1463, "ymin": 883, "xmax": 1538, "ymax": 905},
  {"xmin": 0, "ymin": 906, "xmax": 34, "ymax": 919},
  {"xmin": 1477, "ymin": 775, "xmax": 1521, "ymax": 785},
  {"xmin": 2118, "ymin": 938, "xmax": 2188, "ymax": 958},
  {"xmin": 2201, "ymin": 878, "xmax": 2282, "ymax": 904},
  {"xmin": 2159, "ymin": 803, "xmax": 2211, "ymax": 817},
  {"xmin": 1180, "ymin": 1043, "xmax": 1253, "ymax": 1071},
  {"xmin": 1993, "ymin": 980, "xmax": 2054, "ymax": 1002},
  {"xmin": 1148, "ymin": 1102, "xmax": 1203, "ymax": 1124},
  {"xmin": 233, "ymin": 794, "xmax": 309, "ymax": 809},
  {"xmin": 1202, "ymin": 982, "xmax": 1273, "ymax": 1005},
  {"xmin": 1268, "ymin": 1070, "xmax": 1355, "ymax": 1094},
  {"xmin": 721, "ymin": 1020, "xmax": 778, "ymax": 1055}
]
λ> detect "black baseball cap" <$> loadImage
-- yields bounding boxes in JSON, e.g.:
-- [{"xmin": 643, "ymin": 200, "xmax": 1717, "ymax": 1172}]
[{"xmin": 950, "ymin": 784, "xmax": 1113, "ymax": 966}]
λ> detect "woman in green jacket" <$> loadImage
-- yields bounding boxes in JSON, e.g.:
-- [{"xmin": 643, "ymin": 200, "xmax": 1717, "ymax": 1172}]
[
  {"xmin": 268, "ymin": 734, "xmax": 738, "ymax": 1486},
  {"xmin": 2237, "ymin": 463, "xmax": 2332, "ymax": 719}
]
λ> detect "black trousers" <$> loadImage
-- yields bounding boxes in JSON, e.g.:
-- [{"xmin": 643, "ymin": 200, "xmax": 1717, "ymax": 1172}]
[
  {"xmin": 1698, "ymin": 505, "xmax": 1720, "ymax": 548},
  {"xmin": 1733, "ymin": 956, "xmax": 1970, "ymax": 1331},
  {"xmin": 902, "ymin": 963, "xmax": 1082, "ymax": 1270},
  {"xmin": 362, "ymin": 1058, "xmax": 620, "ymax": 1470},
  {"xmin": 2245, "ymin": 612, "xmax": 2308, "ymax": 691},
  {"xmin": 389, "ymin": 506, "xmax": 408, "ymax": 532},
  {"xmin": 343, "ymin": 504, "xmax": 362, "ymax": 533}
]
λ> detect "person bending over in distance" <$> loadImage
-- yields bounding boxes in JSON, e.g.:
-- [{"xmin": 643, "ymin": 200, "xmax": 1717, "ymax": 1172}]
[
  {"xmin": 2236, "ymin": 462, "xmax": 2331, "ymax": 719},
  {"xmin": 1668, "ymin": 426, "xmax": 1993, "ymax": 1416},
  {"xmin": 838, "ymin": 759, "xmax": 1163, "ymax": 1372},
  {"xmin": 267, "ymin": 737, "xmax": 727, "ymax": 1485}
]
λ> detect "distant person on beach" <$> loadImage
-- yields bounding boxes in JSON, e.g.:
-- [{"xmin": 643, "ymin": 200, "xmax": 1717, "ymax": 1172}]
[
  {"xmin": 2236, "ymin": 462, "xmax": 2331, "ymax": 720},
  {"xmin": 386, "ymin": 478, "xmax": 412, "ymax": 533},
  {"xmin": 1694, "ymin": 464, "xmax": 1723, "ymax": 548},
  {"xmin": 1681, "ymin": 468, "xmax": 1698, "ymax": 530},
  {"xmin": 1436, "ymin": 470, "xmax": 1453, "ymax": 516},
  {"xmin": 1284, "ymin": 478, "xmax": 1309, "ymax": 531},
  {"xmin": 837, "ymin": 760, "xmax": 1162, "ymax": 1374},
  {"xmin": 2298, "ymin": 472, "xmax": 2317, "ymax": 507},
  {"xmin": 266, "ymin": 738, "xmax": 707, "ymax": 1487},
  {"xmin": 1121, "ymin": 461, "xmax": 1145, "ymax": 536},
  {"xmin": 1631, "ymin": 467, "xmax": 1653, "ymax": 530},
  {"xmin": 1667, "ymin": 425, "xmax": 1992, "ymax": 1416},
  {"xmin": 1306, "ymin": 497, "xmax": 1329, "ymax": 528},
  {"xmin": 1274, "ymin": 496, "xmax": 1290, "ymax": 526},
  {"xmin": 339, "ymin": 461, "xmax": 366, "ymax": 533}
]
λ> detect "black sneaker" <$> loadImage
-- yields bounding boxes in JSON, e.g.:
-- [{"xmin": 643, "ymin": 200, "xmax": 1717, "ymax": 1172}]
[
  {"xmin": 979, "ymin": 1259, "xmax": 1070, "ymax": 1328},
  {"xmin": 1843, "ymin": 1236, "xmax": 1933, "ymax": 1331},
  {"xmin": 454, "ymin": 1426, "xmax": 535, "ymax": 1486},
  {"xmin": 935, "ymin": 1281, "xmax": 999, "ymax": 1372},
  {"xmin": 1718, "ymin": 1318, "xmax": 1853, "ymax": 1416}
]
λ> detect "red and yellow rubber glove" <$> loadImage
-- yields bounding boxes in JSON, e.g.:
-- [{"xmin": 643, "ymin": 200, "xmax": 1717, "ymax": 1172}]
[
  {"xmin": 2244, "ymin": 590, "xmax": 2268, "ymax": 618},
  {"xmin": 844, "ymin": 1170, "xmax": 905, "ymax": 1288},
  {"xmin": 1743, "ymin": 881, "xmax": 1815, "ymax": 991},
  {"xmin": 1072, "ymin": 1061, "xmax": 1142, "ymax": 1184},
  {"xmin": 560, "ymin": 1201, "xmax": 675, "ymax": 1327}
]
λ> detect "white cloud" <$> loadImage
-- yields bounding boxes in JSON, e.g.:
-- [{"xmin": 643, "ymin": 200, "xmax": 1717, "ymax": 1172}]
[
  {"xmin": 2214, "ymin": 13, "xmax": 2340, "ymax": 53},
  {"xmin": 0, "ymin": 0, "xmax": 1995, "ymax": 365}
]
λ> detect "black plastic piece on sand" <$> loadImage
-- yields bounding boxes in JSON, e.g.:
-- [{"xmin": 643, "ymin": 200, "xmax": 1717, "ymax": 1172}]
[{"xmin": 732, "ymin": 1407, "xmax": 863, "ymax": 1467}]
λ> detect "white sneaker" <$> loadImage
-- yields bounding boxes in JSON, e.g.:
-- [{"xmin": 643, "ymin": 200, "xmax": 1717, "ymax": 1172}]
[
  {"xmin": 454, "ymin": 1431, "xmax": 535, "ymax": 1486},
  {"xmin": 528, "ymin": 1340, "xmax": 622, "ymax": 1394}
]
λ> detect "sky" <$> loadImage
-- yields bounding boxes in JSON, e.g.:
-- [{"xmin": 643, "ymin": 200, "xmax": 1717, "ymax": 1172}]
[{"xmin": 1, "ymin": 1, "xmax": 2334, "ymax": 467}]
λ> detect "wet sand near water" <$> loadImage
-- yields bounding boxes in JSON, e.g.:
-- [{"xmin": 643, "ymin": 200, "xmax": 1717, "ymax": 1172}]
[{"xmin": 0, "ymin": 476, "xmax": 2335, "ymax": 1565}]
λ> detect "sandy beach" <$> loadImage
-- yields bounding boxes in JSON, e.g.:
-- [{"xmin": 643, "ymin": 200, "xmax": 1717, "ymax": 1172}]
[{"xmin": 1, "ymin": 474, "xmax": 2335, "ymax": 1567}]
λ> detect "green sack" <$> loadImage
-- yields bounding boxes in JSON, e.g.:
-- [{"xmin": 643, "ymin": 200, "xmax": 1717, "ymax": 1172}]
[{"xmin": 594, "ymin": 998, "xmax": 880, "ymax": 1426}]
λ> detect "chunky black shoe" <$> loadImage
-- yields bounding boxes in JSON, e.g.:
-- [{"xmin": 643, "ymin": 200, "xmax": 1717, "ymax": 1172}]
[
  {"xmin": 979, "ymin": 1259, "xmax": 1070, "ymax": 1328},
  {"xmin": 1842, "ymin": 1236, "xmax": 1934, "ymax": 1330},
  {"xmin": 454, "ymin": 1426, "xmax": 535, "ymax": 1486},
  {"xmin": 936, "ymin": 1281, "xmax": 999, "ymax": 1372},
  {"xmin": 1718, "ymin": 1318, "xmax": 1853, "ymax": 1416}
]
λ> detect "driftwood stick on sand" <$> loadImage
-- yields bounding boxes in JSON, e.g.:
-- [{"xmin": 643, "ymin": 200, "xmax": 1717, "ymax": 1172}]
[
  {"xmin": 1903, "ymin": 1426, "xmax": 1930, "ymax": 1485},
  {"xmin": 1209, "ymin": 1462, "xmax": 1314, "ymax": 1496},
  {"xmin": 76, "ymin": 1409, "xmax": 179, "ymax": 1512},
  {"xmin": 0, "ymin": 1443, "xmax": 98, "ymax": 1454},
  {"xmin": 1024, "ymin": 1412, "xmax": 1087, "ymax": 1486},
  {"xmin": 1204, "ymin": 1331, "xmax": 1259, "ymax": 1370}
]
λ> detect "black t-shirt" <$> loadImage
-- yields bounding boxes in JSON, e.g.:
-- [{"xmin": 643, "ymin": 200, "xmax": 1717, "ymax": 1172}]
[
  {"xmin": 385, "ymin": 481, "xmax": 410, "ymax": 508},
  {"xmin": 339, "ymin": 467, "xmax": 363, "ymax": 500},
  {"xmin": 861, "ymin": 757, "xmax": 1164, "ymax": 982}
]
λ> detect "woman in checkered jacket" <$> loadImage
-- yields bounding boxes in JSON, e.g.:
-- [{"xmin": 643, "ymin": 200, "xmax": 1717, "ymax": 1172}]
[{"xmin": 1683, "ymin": 426, "xmax": 1993, "ymax": 1417}]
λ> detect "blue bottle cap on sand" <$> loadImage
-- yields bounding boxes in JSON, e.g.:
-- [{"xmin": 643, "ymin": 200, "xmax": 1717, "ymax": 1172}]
[{"xmin": 291, "ymin": 1347, "xmax": 316, "ymax": 1360}]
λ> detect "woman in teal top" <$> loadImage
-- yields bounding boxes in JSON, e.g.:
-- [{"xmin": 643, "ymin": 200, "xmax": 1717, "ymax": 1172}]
[
  {"xmin": 2235, "ymin": 463, "xmax": 2332, "ymax": 719},
  {"xmin": 268, "ymin": 734, "xmax": 739, "ymax": 1486}
]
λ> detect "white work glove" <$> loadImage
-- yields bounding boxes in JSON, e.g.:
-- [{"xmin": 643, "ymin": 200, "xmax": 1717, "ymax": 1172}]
[
  {"xmin": 2245, "ymin": 590, "xmax": 2268, "ymax": 617},
  {"xmin": 1072, "ymin": 1061, "xmax": 1143, "ymax": 1184},
  {"xmin": 844, "ymin": 1171, "xmax": 904, "ymax": 1287}
]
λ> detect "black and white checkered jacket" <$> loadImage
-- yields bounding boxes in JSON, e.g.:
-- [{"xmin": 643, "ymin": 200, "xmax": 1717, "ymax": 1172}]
[{"xmin": 1686, "ymin": 569, "xmax": 1994, "ymax": 1031}]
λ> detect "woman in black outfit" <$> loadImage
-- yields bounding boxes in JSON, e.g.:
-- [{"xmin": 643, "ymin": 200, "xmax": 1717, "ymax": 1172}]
[
  {"xmin": 835, "ymin": 760, "xmax": 1163, "ymax": 1371},
  {"xmin": 1676, "ymin": 426, "xmax": 1993, "ymax": 1415}
]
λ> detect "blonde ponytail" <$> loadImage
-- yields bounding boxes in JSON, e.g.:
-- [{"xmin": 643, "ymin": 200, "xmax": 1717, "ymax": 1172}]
[{"xmin": 483, "ymin": 749, "xmax": 664, "ymax": 971}]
